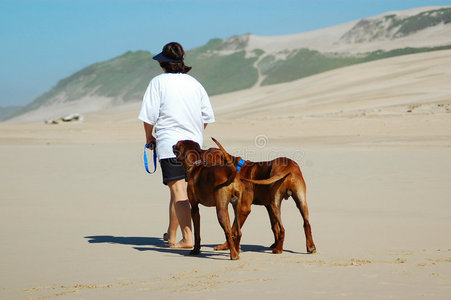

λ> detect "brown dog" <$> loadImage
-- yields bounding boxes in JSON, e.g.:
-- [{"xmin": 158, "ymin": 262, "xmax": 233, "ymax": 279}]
[
  {"xmin": 191, "ymin": 138, "xmax": 316, "ymax": 254},
  {"xmin": 173, "ymin": 139, "xmax": 288, "ymax": 260},
  {"xmin": 173, "ymin": 139, "xmax": 243, "ymax": 260}
]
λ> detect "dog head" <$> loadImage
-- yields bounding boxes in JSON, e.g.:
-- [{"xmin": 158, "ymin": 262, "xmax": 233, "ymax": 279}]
[{"xmin": 173, "ymin": 140, "xmax": 202, "ymax": 167}]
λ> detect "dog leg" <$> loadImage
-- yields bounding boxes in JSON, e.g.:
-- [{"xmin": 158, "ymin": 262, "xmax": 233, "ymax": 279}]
[
  {"xmin": 216, "ymin": 196, "xmax": 239, "ymax": 260},
  {"xmin": 269, "ymin": 194, "xmax": 285, "ymax": 254},
  {"xmin": 190, "ymin": 203, "xmax": 201, "ymax": 255},
  {"xmin": 231, "ymin": 194, "xmax": 242, "ymax": 254},
  {"xmin": 214, "ymin": 196, "xmax": 251, "ymax": 251},
  {"xmin": 292, "ymin": 187, "xmax": 316, "ymax": 254},
  {"xmin": 213, "ymin": 241, "xmax": 229, "ymax": 251},
  {"xmin": 265, "ymin": 205, "xmax": 279, "ymax": 249}
]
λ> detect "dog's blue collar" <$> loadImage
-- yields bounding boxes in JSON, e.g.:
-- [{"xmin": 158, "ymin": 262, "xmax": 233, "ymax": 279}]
[{"xmin": 236, "ymin": 159, "xmax": 246, "ymax": 172}]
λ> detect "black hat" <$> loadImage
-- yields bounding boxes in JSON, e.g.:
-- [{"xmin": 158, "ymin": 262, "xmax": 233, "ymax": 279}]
[{"xmin": 152, "ymin": 52, "xmax": 183, "ymax": 63}]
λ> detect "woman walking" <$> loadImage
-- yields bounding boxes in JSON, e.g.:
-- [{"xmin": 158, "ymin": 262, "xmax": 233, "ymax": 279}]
[{"xmin": 139, "ymin": 42, "xmax": 215, "ymax": 248}]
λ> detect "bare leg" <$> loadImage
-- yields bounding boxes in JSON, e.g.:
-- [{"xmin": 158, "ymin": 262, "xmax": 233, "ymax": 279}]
[
  {"xmin": 172, "ymin": 200, "xmax": 193, "ymax": 248},
  {"xmin": 166, "ymin": 196, "xmax": 178, "ymax": 245},
  {"xmin": 168, "ymin": 179, "xmax": 193, "ymax": 249}
]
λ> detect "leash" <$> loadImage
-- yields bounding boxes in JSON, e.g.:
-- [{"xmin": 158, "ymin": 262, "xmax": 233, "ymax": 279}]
[{"xmin": 144, "ymin": 143, "xmax": 157, "ymax": 174}]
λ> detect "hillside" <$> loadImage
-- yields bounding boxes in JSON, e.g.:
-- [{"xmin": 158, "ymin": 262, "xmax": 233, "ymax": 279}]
[
  {"xmin": 8, "ymin": 6, "xmax": 451, "ymax": 122},
  {"xmin": 244, "ymin": 6, "xmax": 451, "ymax": 54},
  {"xmin": 211, "ymin": 49, "xmax": 451, "ymax": 121},
  {"xmin": 0, "ymin": 106, "xmax": 22, "ymax": 121}
]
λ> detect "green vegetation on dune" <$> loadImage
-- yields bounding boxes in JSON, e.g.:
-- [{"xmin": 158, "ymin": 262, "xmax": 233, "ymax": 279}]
[
  {"xmin": 185, "ymin": 38, "xmax": 260, "ymax": 95},
  {"xmin": 12, "ymin": 9, "xmax": 451, "ymax": 120},
  {"xmin": 81, "ymin": 51, "xmax": 161, "ymax": 101},
  {"xmin": 261, "ymin": 45, "xmax": 451, "ymax": 86},
  {"xmin": 340, "ymin": 8, "xmax": 451, "ymax": 43},
  {"xmin": 16, "ymin": 38, "xmax": 260, "ymax": 117},
  {"xmin": 189, "ymin": 38, "xmax": 223, "ymax": 54},
  {"xmin": 390, "ymin": 7, "xmax": 451, "ymax": 37},
  {"xmin": 364, "ymin": 45, "xmax": 451, "ymax": 60},
  {"xmin": 187, "ymin": 50, "xmax": 259, "ymax": 95},
  {"xmin": 19, "ymin": 43, "xmax": 451, "ymax": 117},
  {"xmin": 260, "ymin": 49, "xmax": 361, "ymax": 85},
  {"xmin": 18, "ymin": 51, "xmax": 162, "ymax": 115},
  {"xmin": 65, "ymin": 51, "xmax": 162, "ymax": 101}
]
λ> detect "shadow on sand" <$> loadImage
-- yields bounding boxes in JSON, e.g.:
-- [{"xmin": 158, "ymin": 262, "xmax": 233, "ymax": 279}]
[{"xmin": 84, "ymin": 235, "xmax": 306, "ymax": 260}]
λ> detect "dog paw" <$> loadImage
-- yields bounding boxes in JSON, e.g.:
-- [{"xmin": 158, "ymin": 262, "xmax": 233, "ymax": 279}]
[
  {"xmin": 272, "ymin": 248, "xmax": 283, "ymax": 254},
  {"xmin": 307, "ymin": 246, "xmax": 317, "ymax": 254},
  {"xmin": 190, "ymin": 248, "xmax": 200, "ymax": 255},
  {"xmin": 214, "ymin": 244, "xmax": 229, "ymax": 251}
]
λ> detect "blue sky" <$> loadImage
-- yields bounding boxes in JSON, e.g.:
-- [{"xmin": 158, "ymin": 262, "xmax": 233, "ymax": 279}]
[{"xmin": 1, "ymin": 0, "xmax": 450, "ymax": 107}]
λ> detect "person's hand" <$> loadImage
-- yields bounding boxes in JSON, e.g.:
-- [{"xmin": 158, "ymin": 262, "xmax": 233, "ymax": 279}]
[{"xmin": 146, "ymin": 137, "xmax": 156, "ymax": 150}]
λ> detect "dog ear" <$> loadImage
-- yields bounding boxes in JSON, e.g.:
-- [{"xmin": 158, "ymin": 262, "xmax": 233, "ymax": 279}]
[
  {"xmin": 172, "ymin": 142, "xmax": 181, "ymax": 158},
  {"xmin": 191, "ymin": 141, "xmax": 201, "ymax": 152},
  {"xmin": 173, "ymin": 141, "xmax": 181, "ymax": 152}
]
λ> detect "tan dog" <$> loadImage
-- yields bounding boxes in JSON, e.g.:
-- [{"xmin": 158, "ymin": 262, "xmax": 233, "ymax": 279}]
[
  {"xmin": 191, "ymin": 138, "xmax": 316, "ymax": 254},
  {"xmin": 173, "ymin": 139, "xmax": 288, "ymax": 260}
]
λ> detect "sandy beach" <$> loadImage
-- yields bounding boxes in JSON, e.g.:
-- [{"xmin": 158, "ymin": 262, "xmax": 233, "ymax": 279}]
[{"xmin": 1, "ymin": 50, "xmax": 451, "ymax": 299}]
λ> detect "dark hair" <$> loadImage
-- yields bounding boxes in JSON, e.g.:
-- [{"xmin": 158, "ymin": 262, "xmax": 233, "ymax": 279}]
[{"xmin": 159, "ymin": 42, "xmax": 192, "ymax": 74}]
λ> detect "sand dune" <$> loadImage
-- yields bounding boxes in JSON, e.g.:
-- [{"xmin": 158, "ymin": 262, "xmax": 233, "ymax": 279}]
[
  {"xmin": 1, "ymin": 50, "xmax": 451, "ymax": 299},
  {"xmin": 213, "ymin": 50, "xmax": 451, "ymax": 117},
  {"xmin": 246, "ymin": 6, "xmax": 451, "ymax": 54},
  {"xmin": 211, "ymin": 50, "xmax": 451, "ymax": 149}
]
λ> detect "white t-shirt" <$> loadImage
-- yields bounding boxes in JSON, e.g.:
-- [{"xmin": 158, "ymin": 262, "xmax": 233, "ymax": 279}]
[{"xmin": 138, "ymin": 73, "xmax": 215, "ymax": 159}]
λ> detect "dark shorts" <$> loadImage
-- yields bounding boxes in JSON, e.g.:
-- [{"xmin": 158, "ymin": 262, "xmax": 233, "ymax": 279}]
[{"xmin": 160, "ymin": 158, "xmax": 187, "ymax": 185}]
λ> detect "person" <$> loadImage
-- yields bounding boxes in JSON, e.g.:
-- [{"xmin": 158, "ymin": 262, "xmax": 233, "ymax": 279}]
[{"xmin": 138, "ymin": 42, "xmax": 215, "ymax": 248}]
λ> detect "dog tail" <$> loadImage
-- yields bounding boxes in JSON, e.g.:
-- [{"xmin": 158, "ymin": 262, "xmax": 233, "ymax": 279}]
[
  {"xmin": 211, "ymin": 137, "xmax": 237, "ymax": 190},
  {"xmin": 241, "ymin": 172, "xmax": 290, "ymax": 185},
  {"xmin": 211, "ymin": 137, "xmax": 236, "ymax": 172}
]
